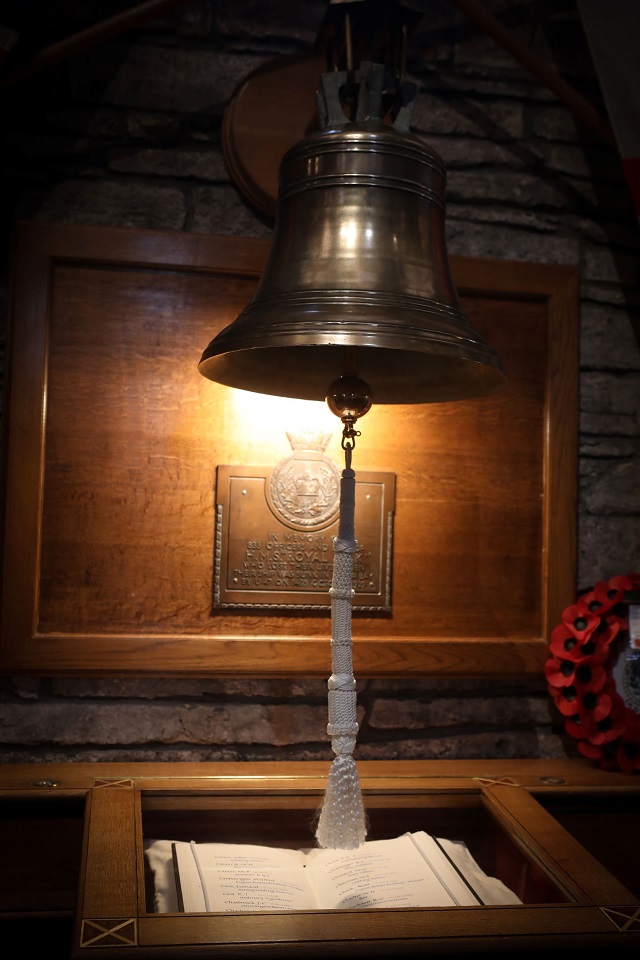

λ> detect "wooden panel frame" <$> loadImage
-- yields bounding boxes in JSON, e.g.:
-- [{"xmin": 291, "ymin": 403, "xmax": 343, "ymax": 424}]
[{"xmin": 0, "ymin": 220, "xmax": 578, "ymax": 677}]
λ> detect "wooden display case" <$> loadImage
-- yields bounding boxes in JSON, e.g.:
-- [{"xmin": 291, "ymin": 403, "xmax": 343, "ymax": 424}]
[
  {"xmin": 4, "ymin": 760, "xmax": 638, "ymax": 958},
  {"xmin": 74, "ymin": 772, "xmax": 640, "ymax": 957}
]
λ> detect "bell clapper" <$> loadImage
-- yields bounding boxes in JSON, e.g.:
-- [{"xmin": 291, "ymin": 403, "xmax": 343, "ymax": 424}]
[{"xmin": 326, "ymin": 372, "xmax": 373, "ymax": 465}]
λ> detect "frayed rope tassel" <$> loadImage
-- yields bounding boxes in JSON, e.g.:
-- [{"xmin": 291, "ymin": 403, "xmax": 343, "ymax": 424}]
[
  {"xmin": 315, "ymin": 465, "xmax": 368, "ymax": 850},
  {"xmin": 315, "ymin": 752, "xmax": 367, "ymax": 850}
]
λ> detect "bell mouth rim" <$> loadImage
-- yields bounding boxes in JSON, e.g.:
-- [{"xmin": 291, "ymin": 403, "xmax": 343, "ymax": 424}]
[
  {"xmin": 199, "ymin": 290, "xmax": 505, "ymax": 401},
  {"xmin": 198, "ymin": 341, "xmax": 506, "ymax": 405},
  {"xmin": 199, "ymin": 336, "xmax": 505, "ymax": 378},
  {"xmin": 200, "ymin": 289, "xmax": 501, "ymax": 365}
]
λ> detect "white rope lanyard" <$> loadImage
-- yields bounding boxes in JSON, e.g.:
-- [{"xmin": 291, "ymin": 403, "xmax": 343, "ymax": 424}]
[{"xmin": 315, "ymin": 434, "xmax": 368, "ymax": 849}]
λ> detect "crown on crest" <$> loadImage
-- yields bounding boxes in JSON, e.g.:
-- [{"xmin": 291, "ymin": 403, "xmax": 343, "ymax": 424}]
[{"xmin": 286, "ymin": 430, "xmax": 331, "ymax": 453}]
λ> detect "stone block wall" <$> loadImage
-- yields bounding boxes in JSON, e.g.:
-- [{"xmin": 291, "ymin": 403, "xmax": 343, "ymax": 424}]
[{"xmin": 0, "ymin": 0, "xmax": 638, "ymax": 764}]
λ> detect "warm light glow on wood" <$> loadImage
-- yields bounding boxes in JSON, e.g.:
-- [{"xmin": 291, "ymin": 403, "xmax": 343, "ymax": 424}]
[
  {"xmin": 228, "ymin": 388, "xmax": 340, "ymax": 453},
  {"xmin": 0, "ymin": 223, "xmax": 579, "ymax": 678}
]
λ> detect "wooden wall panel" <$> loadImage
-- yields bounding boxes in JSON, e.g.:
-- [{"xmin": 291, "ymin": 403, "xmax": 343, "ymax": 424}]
[{"xmin": 0, "ymin": 221, "xmax": 579, "ymax": 676}]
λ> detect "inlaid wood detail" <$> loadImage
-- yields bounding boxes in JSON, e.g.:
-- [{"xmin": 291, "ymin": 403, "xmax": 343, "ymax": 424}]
[
  {"xmin": 81, "ymin": 918, "xmax": 137, "ymax": 948},
  {"xmin": 601, "ymin": 906, "xmax": 640, "ymax": 932},
  {"xmin": 473, "ymin": 776, "xmax": 520, "ymax": 786},
  {"xmin": 93, "ymin": 779, "xmax": 135, "ymax": 789}
]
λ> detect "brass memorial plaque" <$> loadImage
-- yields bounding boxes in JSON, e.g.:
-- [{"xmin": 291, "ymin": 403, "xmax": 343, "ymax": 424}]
[{"xmin": 214, "ymin": 437, "xmax": 395, "ymax": 611}]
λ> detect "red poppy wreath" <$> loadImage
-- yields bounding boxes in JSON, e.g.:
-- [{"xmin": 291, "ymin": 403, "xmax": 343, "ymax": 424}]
[{"xmin": 545, "ymin": 571, "xmax": 640, "ymax": 772}]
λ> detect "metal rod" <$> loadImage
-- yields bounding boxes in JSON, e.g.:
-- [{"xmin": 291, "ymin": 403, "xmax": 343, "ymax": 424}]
[
  {"xmin": 399, "ymin": 21, "xmax": 408, "ymax": 87},
  {"xmin": 345, "ymin": 12, "xmax": 353, "ymax": 72},
  {"xmin": 449, "ymin": 0, "xmax": 617, "ymax": 149}
]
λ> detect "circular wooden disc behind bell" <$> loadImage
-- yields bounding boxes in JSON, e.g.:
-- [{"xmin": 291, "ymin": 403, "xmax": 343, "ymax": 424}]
[{"xmin": 222, "ymin": 54, "xmax": 326, "ymax": 220}]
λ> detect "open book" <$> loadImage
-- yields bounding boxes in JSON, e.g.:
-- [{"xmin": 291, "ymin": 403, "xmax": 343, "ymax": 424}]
[{"xmin": 144, "ymin": 832, "xmax": 521, "ymax": 913}]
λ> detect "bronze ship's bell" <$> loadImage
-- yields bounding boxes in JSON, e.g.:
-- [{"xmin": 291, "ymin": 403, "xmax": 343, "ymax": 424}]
[{"xmin": 199, "ymin": 63, "xmax": 505, "ymax": 405}]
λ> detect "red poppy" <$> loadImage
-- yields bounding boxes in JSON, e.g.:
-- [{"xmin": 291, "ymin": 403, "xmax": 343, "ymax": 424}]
[
  {"xmin": 565, "ymin": 695, "xmax": 624, "ymax": 745},
  {"xmin": 554, "ymin": 688, "xmax": 581, "ymax": 716},
  {"xmin": 548, "ymin": 622, "xmax": 598, "ymax": 662},
  {"xmin": 585, "ymin": 573, "xmax": 640, "ymax": 622},
  {"xmin": 577, "ymin": 739, "xmax": 603, "ymax": 760},
  {"xmin": 545, "ymin": 654, "xmax": 606, "ymax": 692},
  {"xmin": 545, "ymin": 573, "xmax": 640, "ymax": 773},
  {"xmin": 545, "ymin": 656, "xmax": 572, "ymax": 687},
  {"xmin": 560, "ymin": 600, "xmax": 601, "ymax": 639},
  {"xmin": 548, "ymin": 620, "xmax": 618, "ymax": 666}
]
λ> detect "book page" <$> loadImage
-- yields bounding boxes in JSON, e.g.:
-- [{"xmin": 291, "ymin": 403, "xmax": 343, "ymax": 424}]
[
  {"xmin": 433, "ymin": 836, "xmax": 522, "ymax": 905},
  {"xmin": 303, "ymin": 832, "xmax": 483, "ymax": 909},
  {"xmin": 172, "ymin": 841, "xmax": 319, "ymax": 912}
]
